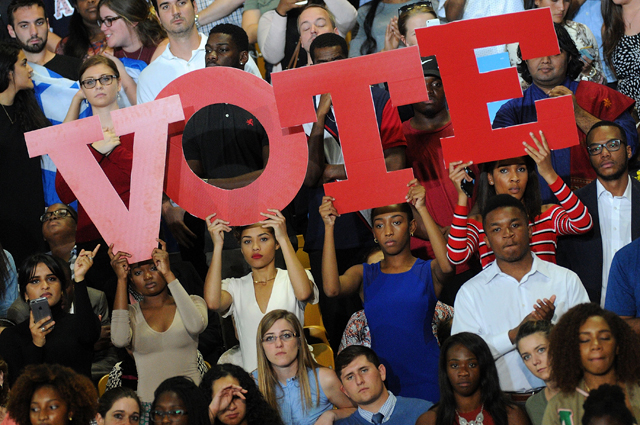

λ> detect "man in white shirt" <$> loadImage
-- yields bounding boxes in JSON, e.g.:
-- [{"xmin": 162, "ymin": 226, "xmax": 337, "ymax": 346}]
[
  {"xmin": 137, "ymin": 0, "xmax": 205, "ymax": 104},
  {"xmin": 558, "ymin": 120, "xmax": 640, "ymax": 306},
  {"xmin": 452, "ymin": 194, "xmax": 589, "ymax": 393}
]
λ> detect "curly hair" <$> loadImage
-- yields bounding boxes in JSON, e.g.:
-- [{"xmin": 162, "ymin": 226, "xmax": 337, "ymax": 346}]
[
  {"xmin": 7, "ymin": 364, "xmax": 97, "ymax": 425},
  {"xmin": 151, "ymin": 377, "xmax": 209, "ymax": 425},
  {"xmin": 200, "ymin": 364, "xmax": 284, "ymax": 425},
  {"xmin": 548, "ymin": 303, "xmax": 640, "ymax": 393},
  {"xmin": 517, "ymin": 23, "xmax": 583, "ymax": 85},
  {"xmin": 436, "ymin": 333, "xmax": 514, "ymax": 425},
  {"xmin": 582, "ymin": 384, "xmax": 634, "ymax": 425}
]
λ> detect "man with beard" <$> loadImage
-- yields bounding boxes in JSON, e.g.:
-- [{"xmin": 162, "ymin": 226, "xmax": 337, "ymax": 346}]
[
  {"xmin": 558, "ymin": 121, "xmax": 640, "ymax": 307},
  {"xmin": 137, "ymin": 0, "xmax": 204, "ymax": 103},
  {"xmin": 452, "ymin": 194, "xmax": 588, "ymax": 394},
  {"xmin": 7, "ymin": 0, "xmax": 81, "ymax": 80}
]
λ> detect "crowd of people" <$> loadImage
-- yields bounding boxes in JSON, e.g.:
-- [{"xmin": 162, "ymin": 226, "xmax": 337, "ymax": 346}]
[{"xmin": 1, "ymin": 0, "xmax": 640, "ymax": 424}]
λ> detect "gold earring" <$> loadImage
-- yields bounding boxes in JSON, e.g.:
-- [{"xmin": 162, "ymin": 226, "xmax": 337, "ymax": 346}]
[
  {"xmin": 374, "ymin": 238, "xmax": 378, "ymax": 244},
  {"xmin": 410, "ymin": 232, "xmax": 414, "ymax": 237}
]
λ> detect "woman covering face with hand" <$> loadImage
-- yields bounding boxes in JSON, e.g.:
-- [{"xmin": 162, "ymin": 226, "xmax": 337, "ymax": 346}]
[
  {"xmin": 0, "ymin": 249, "xmax": 101, "ymax": 387},
  {"xmin": 201, "ymin": 363, "xmax": 283, "ymax": 425}
]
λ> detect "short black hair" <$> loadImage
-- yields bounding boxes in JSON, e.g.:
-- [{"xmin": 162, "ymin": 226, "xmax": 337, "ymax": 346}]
[
  {"xmin": 482, "ymin": 194, "xmax": 529, "ymax": 229},
  {"xmin": 582, "ymin": 384, "xmax": 635, "ymax": 425},
  {"xmin": 586, "ymin": 120, "xmax": 627, "ymax": 147},
  {"xmin": 309, "ymin": 33, "xmax": 347, "ymax": 63},
  {"xmin": 209, "ymin": 23, "xmax": 249, "ymax": 53},
  {"xmin": 518, "ymin": 23, "xmax": 583, "ymax": 84},
  {"xmin": 335, "ymin": 345, "xmax": 381, "ymax": 379},
  {"xmin": 7, "ymin": 0, "xmax": 46, "ymax": 27}
]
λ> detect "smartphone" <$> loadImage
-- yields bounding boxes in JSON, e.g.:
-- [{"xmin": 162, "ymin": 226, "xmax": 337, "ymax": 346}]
[
  {"xmin": 579, "ymin": 48, "xmax": 594, "ymax": 61},
  {"xmin": 426, "ymin": 18, "xmax": 440, "ymax": 27},
  {"xmin": 30, "ymin": 297, "xmax": 54, "ymax": 330},
  {"xmin": 461, "ymin": 167, "xmax": 476, "ymax": 198}
]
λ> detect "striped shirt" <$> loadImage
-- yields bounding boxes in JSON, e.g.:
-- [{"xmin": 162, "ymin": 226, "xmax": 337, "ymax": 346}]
[{"xmin": 447, "ymin": 177, "xmax": 593, "ymax": 268}]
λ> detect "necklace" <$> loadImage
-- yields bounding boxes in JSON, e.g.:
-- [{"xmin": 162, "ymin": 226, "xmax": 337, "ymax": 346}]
[
  {"xmin": 456, "ymin": 405, "xmax": 484, "ymax": 425},
  {"xmin": 122, "ymin": 47, "xmax": 144, "ymax": 61},
  {"xmin": 624, "ymin": 3, "xmax": 640, "ymax": 28},
  {"xmin": 1, "ymin": 104, "xmax": 14, "ymax": 125},
  {"xmin": 253, "ymin": 274, "xmax": 277, "ymax": 285}
]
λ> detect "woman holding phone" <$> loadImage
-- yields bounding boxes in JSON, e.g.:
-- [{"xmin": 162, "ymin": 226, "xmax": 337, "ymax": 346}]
[{"xmin": 0, "ymin": 248, "xmax": 101, "ymax": 387}]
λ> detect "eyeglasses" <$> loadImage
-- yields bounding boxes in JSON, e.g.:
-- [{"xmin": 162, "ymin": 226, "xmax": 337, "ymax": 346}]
[
  {"xmin": 151, "ymin": 410, "xmax": 188, "ymax": 423},
  {"xmin": 80, "ymin": 75, "xmax": 118, "ymax": 89},
  {"xmin": 398, "ymin": 1, "xmax": 433, "ymax": 16},
  {"xmin": 97, "ymin": 16, "xmax": 122, "ymax": 27},
  {"xmin": 261, "ymin": 331, "xmax": 299, "ymax": 344},
  {"xmin": 587, "ymin": 139, "xmax": 623, "ymax": 156},
  {"xmin": 40, "ymin": 209, "xmax": 75, "ymax": 223}
]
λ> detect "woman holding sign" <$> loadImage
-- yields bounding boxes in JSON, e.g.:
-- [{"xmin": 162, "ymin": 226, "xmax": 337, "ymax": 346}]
[
  {"xmin": 446, "ymin": 131, "xmax": 593, "ymax": 269},
  {"xmin": 204, "ymin": 210, "xmax": 318, "ymax": 373},
  {"xmin": 320, "ymin": 178, "xmax": 454, "ymax": 402},
  {"xmin": 110, "ymin": 240, "xmax": 208, "ymax": 425},
  {"xmin": 56, "ymin": 55, "xmax": 133, "ymax": 245}
]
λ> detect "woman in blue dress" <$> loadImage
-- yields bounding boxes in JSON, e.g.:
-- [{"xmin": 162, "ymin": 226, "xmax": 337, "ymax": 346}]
[{"xmin": 320, "ymin": 179, "xmax": 454, "ymax": 403}]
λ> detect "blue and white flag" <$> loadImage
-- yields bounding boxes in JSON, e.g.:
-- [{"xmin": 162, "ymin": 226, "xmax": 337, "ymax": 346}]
[
  {"xmin": 31, "ymin": 62, "xmax": 92, "ymax": 208},
  {"xmin": 117, "ymin": 57, "xmax": 147, "ymax": 108}
]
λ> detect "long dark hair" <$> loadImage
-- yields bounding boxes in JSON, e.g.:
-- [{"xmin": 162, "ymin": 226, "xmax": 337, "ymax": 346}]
[
  {"xmin": 359, "ymin": 0, "xmax": 383, "ymax": 55},
  {"xmin": 200, "ymin": 364, "xmax": 284, "ymax": 425},
  {"xmin": 476, "ymin": 156, "xmax": 541, "ymax": 222},
  {"xmin": 98, "ymin": 0, "xmax": 166, "ymax": 47},
  {"xmin": 436, "ymin": 333, "xmax": 513, "ymax": 425},
  {"xmin": 63, "ymin": 9, "xmax": 92, "ymax": 58},
  {"xmin": 518, "ymin": 23, "xmax": 583, "ymax": 84},
  {"xmin": 0, "ymin": 41, "xmax": 50, "ymax": 132},
  {"xmin": 18, "ymin": 254, "xmax": 71, "ymax": 306},
  {"xmin": 602, "ymin": 1, "xmax": 625, "ymax": 73},
  {"xmin": 152, "ymin": 377, "xmax": 209, "ymax": 425}
]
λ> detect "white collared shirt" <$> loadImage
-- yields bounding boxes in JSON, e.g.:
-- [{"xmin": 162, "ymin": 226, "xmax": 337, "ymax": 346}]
[
  {"xmin": 597, "ymin": 176, "xmax": 633, "ymax": 307},
  {"xmin": 451, "ymin": 253, "xmax": 589, "ymax": 392},
  {"xmin": 137, "ymin": 34, "xmax": 208, "ymax": 104}
]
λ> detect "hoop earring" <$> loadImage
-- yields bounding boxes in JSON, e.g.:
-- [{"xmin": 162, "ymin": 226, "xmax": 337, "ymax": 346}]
[{"xmin": 374, "ymin": 238, "xmax": 378, "ymax": 244}]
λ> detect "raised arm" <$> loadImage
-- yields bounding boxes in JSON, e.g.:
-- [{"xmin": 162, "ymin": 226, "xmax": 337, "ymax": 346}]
[
  {"xmin": 203, "ymin": 214, "xmax": 234, "ymax": 312},
  {"xmin": 524, "ymin": 131, "xmax": 593, "ymax": 234},
  {"xmin": 304, "ymin": 94, "xmax": 331, "ymax": 187},
  {"xmin": 315, "ymin": 367, "xmax": 357, "ymax": 423},
  {"xmin": 325, "ymin": 0, "xmax": 357, "ymax": 35},
  {"xmin": 320, "ymin": 196, "xmax": 364, "ymax": 297},
  {"xmin": 153, "ymin": 239, "xmax": 208, "ymax": 334},
  {"xmin": 446, "ymin": 161, "xmax": 480, "ymax": 265},
  {"xmin": 257, "ymin": 10, "xmax": 287, "ymax": 65},
  {"xmin": 406, "ymin": 179, "xmax": 455, "ymax": 298},
  {"xmin": 260, "ymin": 209, "xmax": 315, "ymax": 302},
  {"xmin": 73, "ymin": 245, "xmax": 102, "ymax": 345},
  {"xmin": 242, "ymin": 9, "xmax": 262, "ymax": 44},
  {"xmin": 103, "ymin": 52, "xmax": 138, "ymax": 105},
  {"xmin": 63, "ymin": 89, "xmax": 85, "ymax": 123},
  {"xmin": 444, "ymin": 0, "xmax": 466, "ymax": 21},
  {"xmin": 108, "ymin": 245, "xmax": 133, "ymax": 347},
  {"xmin": 197, "ymin": 0, "xmax": 246, "ymax": 28}
]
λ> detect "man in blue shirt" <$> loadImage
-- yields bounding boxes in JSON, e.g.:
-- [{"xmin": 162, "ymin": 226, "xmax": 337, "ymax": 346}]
[{"xmin": 334, "ymin": 346, "xmax": 432, "ymax": 424}]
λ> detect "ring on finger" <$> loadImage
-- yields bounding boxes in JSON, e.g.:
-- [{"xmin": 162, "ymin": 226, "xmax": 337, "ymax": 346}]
[{"xmin": 40, "ymin": 326, "xmax": 46, "ymax": 332}]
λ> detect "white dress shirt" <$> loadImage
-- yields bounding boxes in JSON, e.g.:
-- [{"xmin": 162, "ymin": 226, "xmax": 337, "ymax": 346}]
[
  {"xmin": 452, "ymin": 253, "xmax": 589, "ymax": 392},
  {"xmin": 597, "ymin": 176, "xmax": 632, "ymax": 307}
]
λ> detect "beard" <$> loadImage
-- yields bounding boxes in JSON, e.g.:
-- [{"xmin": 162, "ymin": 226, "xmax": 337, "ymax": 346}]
[
  {"xmin": 17, "ymin": 36, "xmax": 46, "ymax": 53},
  {"xmin": 595, "ymin": 155, "xmax": 629, "ymax": 182}
]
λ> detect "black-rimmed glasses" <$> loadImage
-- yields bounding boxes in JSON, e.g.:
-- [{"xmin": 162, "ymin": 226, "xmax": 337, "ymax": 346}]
[
  {"xmin": 97, "ymin": 16, "xmax": 122, "ymax": 27},
  {"xmin": 587, "ymin": 139, "xmax": 623, "ymax": 156},
  {"xmin": 80, "ymin": 75, "xmax": 118, "ymax": 89}
]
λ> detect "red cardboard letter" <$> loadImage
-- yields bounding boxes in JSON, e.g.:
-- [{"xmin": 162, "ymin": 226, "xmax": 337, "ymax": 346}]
[
  {"xmin": 161, "ymin": 67, "xmax": 308, "ymax": 225},
  {"xmin": 415, "ymin": 8, "xmax": 579, "ymax": 165},
  {"xmin": 26, "ymin": 96, "xmax": 183, "ymax": 263},
  {"xmin": 271, "ymin": 47, "xmax": 424, "ymax": 214}
]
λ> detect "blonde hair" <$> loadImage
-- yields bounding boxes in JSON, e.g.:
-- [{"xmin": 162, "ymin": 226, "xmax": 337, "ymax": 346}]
[{"xmin": 256, "ymin": 310, "xmax": 320, "ymax": 413}]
